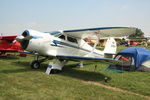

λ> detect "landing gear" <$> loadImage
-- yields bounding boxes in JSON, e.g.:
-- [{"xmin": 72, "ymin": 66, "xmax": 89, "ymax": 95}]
[
  {"xmin": 30, "ymin": 56, "xmax": 48, "ymax": 69},
  {"xmin": 45, "ymin": 59, "xmax": 67, "ymax": 74},
  {"xmin": 50, "ymin": 69, "xmax": 62, "ymax": 74},
  {"xmin": 30, "ymin": 55, "xmax": 67, "ymax": 74},
  {"xmin": 30, "ymin": 60, "xmax": 41, "ymax": 69}
]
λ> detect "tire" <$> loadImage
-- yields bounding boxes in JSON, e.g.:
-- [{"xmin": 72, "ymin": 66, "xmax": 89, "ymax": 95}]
[
  {"xmin": 30, "ymin": 60, "xmax": 41, "ymax": 69},
  {"xmin": 50, "ymin": 69, "xmax": 61, "ymax": 74}
]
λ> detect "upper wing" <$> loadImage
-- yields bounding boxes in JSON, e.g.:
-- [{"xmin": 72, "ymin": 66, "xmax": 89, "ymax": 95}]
[
  {"xmin": 63, "ymin": 27, "xmax": 136, "ymax": 39},
  {"xmin": 0, "ymin": 36, "xmax": 17, "ymax": 43},
  {"xmin": 56, "ymin": 55, "xmax": 120, "ymax": 64}
]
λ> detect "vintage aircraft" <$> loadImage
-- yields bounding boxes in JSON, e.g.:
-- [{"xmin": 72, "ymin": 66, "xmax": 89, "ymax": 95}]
[
  {"xmin": 16, "ymin": 27, "xmax": 136, "ymax": 74},
  {"xmin": 128, "ymin": 37, "xmax": 150, "ymax": 47},
  {"xmin": 0, "ymin": 35, "xmax": 24, "ymax": 55}
]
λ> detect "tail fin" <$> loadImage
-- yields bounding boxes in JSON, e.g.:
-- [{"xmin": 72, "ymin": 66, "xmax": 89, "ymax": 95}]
[{"xmin": 103, "ymin": 37, "xmax": 117, "ymax": 54}]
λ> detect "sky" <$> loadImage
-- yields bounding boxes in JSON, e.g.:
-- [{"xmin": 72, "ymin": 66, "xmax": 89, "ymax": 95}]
[{"xmin": 0, "ymin": 0, "xmax": 150, "ymax": 36}]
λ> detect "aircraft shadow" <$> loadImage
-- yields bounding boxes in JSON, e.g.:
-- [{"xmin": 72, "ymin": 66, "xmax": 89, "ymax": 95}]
[
  {"xmin": 0, "ymin": 61, "xmax": 38, "ymax": 74},
  {"xmin": 0, "ymin": 68, "xmax": 30, "ymax": 74},
  {"xmin": 0, "ymin": 55, "xmax": 19, "ymax": 60},
  {"xmin": 0, "ymin": 61, "xmax": 111, "ymax": 82},
  {"xmin": 60, "ymin": 64, "xmax": 111, "ymax": 82}
]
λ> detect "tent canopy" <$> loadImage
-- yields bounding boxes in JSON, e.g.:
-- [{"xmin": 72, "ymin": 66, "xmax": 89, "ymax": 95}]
[{"xmin": 116, "ymin": 47, "xmax": 150, "ymax": 68}]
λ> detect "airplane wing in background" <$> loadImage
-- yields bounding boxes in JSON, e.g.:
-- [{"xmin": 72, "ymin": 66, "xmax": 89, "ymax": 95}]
[
  {"xmin": 63, "ymin": 27, "xmax": 136, "ymax": 39},
  {"xmin": 0, "ymin": 36, "xmax": 17, "ymax": 43},
  {"xmin": 56, "ymin": 55, "xmax": 120, "ymax": 64}
]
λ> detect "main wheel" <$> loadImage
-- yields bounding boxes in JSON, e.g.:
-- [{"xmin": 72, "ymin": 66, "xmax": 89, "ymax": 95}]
[{"xmin": 30, "ymin": 60, "xmax": 41, "ymax": 69}]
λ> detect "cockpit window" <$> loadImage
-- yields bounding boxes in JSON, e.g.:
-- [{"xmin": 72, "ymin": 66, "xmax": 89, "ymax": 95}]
[
  {"xmin": 45, "ymin": 31, "xmax": 62, "ymax": 37},
  {"xmin": 59, "ymin": 35, "xmax": 65, "ymax": 40},
  {"xmin": 67, "ymin": 36, "xmax": 77, "ymax": 43}
]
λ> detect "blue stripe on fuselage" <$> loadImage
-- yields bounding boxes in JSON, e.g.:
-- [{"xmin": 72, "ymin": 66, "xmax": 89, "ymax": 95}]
[
  {"xmin": 32, "ymin": 36, "xmax": 43, "ymax": 39},
  {"xmin": 52, "ymin": 40, "xmax": 80, "ymax": 49},
  {"xmin": 51, "ymin": 40, "xmax": 102, "ymax": 56}
]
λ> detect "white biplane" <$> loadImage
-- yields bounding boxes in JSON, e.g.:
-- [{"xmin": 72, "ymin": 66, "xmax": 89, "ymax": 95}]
[{"xmin": 16, "ymin": 27, "xmax": 136, "ymax": 74}]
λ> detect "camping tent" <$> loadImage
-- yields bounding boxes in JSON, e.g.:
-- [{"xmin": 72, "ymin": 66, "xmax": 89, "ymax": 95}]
[{"xmin": 114, "ymin": 47, "xmax": 150, "ymax": 72}]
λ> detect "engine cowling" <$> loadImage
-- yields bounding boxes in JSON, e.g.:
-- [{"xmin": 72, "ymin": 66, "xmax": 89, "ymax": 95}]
[{"xmin": 20, "ymin": 29, "xmax": 50, "ymax": 50}]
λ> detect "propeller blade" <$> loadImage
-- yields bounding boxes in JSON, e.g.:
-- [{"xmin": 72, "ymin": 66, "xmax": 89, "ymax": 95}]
[
  {"xmin": 16, "ymin": 36, "xmax": 32, "ymax": 42},
  {"xmin": 23, "ymin": 36, "xmax": 32, "ymax": 40},
  {"xmin": 16, "ymin": 38, "xmax": 23, "ymax": 42}
]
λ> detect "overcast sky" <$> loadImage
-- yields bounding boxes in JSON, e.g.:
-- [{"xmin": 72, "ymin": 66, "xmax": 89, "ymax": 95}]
[{"xmin": 0, "ymin": 0, "xmax": 150, "ymax": 36}]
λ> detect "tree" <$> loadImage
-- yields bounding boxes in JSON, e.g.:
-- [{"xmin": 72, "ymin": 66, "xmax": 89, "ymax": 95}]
[{"xmin": 129, "ymin": 28, "xmax": 144, "ymax": 37}]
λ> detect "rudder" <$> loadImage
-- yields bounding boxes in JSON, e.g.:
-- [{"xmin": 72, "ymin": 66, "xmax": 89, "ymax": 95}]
[{"xmin": 103, "ymin": 37, "xmax": 117, "ymax": 54}]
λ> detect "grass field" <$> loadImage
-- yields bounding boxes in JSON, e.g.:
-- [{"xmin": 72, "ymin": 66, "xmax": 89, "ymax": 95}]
[{"xmin": 0, "ymin": 46, "xmax": 150, "ymax": 100}]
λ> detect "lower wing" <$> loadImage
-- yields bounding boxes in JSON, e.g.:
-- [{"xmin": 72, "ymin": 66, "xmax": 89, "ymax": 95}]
[{"xmin": 56, "ymin": 55, "xmax": 120, "ymax": 64}]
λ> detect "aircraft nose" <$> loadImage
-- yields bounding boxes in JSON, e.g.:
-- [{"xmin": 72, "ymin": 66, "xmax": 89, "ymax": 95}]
[{"xmin": 16, "ymin": 31, "xmax": 32, "ymax": 50}]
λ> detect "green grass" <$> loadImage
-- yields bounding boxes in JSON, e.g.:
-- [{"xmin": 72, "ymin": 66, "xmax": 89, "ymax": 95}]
[{"xmin": 0, "ymin": 46, "xmax": 150, "ymax": 100}]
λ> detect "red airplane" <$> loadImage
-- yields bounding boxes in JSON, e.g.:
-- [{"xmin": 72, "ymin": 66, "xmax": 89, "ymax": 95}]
[{"xmin": 0, "ymin": 35, "xmax": 24, "ymax": 55}]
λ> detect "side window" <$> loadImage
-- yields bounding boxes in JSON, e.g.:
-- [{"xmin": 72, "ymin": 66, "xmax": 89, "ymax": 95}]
[
  {"xmin": 67, "ymin": 36, "xmax": 77, "ymax": 43},
  {"xmin": 59, "ymin": 35, "xmax": 65, "ymax": 40}
]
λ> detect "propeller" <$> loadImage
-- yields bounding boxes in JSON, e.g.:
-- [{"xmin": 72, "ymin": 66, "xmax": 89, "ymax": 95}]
[{"xmin": 16, "ymin": 36, "xmax": 32, "ymax": 42}]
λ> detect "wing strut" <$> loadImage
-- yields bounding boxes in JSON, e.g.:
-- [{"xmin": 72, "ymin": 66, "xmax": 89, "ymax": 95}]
[{"xmin": 85, "ymin": 32, "xmax": 100, "ymax": 57}]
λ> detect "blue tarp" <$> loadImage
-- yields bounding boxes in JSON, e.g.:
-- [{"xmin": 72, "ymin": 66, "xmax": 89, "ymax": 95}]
[{"xmin": 116, "ymin": 47, "xmax": 150, "ymax": 68}]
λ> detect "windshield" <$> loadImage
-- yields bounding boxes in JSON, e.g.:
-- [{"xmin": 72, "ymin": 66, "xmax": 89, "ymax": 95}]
[{"xmin": 45, "ymin": 31, "xmax": 62, "ymax": 37}]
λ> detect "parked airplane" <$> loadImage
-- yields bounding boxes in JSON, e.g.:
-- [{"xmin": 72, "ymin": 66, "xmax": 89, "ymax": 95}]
[
  {"xmin": 0, "ymin": 35, "xmax": 24, "ymax": 55},
  {"xmin": 16, "ymin": 27, "xmax": 136, "ymax": 74},
  {"xmin": 128, "ymin": 37, "xmax": 150, "ymax": 47}
]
